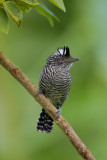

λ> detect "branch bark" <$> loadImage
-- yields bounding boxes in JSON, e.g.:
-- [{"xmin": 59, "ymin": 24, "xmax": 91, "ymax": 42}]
[{"xmin": 0, "ymin": 52, "xmax": 95, "ymax": 160}]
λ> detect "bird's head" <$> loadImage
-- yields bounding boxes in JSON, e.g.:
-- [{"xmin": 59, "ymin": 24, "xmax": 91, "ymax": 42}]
[{"xmin": 47, "ymin": 46, "xmax": 79, "ymax": 70}]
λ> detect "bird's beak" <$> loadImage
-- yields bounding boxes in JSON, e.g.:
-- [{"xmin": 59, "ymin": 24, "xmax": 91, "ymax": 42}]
[{"xmin": 71, "ymin": 57, "xmax": 80, "ymax": 62}]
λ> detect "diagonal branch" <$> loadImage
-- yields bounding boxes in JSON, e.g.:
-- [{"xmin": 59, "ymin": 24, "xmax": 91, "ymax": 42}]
[{"xmin": 0, "ymin": 52, "xmax": 95, "ymax": 160}]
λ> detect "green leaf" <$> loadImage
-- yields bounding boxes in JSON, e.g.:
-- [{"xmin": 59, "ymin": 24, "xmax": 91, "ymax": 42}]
[
  {"xmin": 0, "ymin": 7, "xmax": 9, "ymax": 34},
  {"xmin": 35, "ymin": 4, "xmax": 60, "ymax": 27},
  {"xmin": 18, "ymin": 0, "xmax": 39, "ymax": 7},
  {"xmin": 0, "ymin": 0, "xmax": 5, "ymax": 5},
  {"xmin": 49, "ymin": 0, "xmax": 66, "ymax": 12},
  {"xmin": 15, "ymin": 1, "xmax": 31, "ymax": 12},
  {"xmin": 3, "ymin": 1, "xmax": 23, "ymax": 26},
  {"xmin": 15, "ymin": 0, "xmax": 39, "ymax": 13}
]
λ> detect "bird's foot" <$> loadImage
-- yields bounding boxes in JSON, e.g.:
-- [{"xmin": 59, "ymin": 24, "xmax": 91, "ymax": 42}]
[
  {"xmin": 55, "ymin": 107, "xmax": 61, "ymax": 119},
  {"xmin": 35, "ymin": 89, "xmax": 43, "ymax": 97}
]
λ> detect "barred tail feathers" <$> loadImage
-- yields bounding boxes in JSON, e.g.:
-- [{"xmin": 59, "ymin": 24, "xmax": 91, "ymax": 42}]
[{"xmin": 37, "ymin": 109, "xmax": 53, "ymax": 133}]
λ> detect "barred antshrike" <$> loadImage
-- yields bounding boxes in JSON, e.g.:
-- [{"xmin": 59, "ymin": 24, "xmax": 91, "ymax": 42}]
[{"xmin": 37, "ymin": 46, "xmax": 79, "ymax": 133}]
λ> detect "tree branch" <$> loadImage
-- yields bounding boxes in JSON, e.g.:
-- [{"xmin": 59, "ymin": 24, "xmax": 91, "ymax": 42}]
[{"xmin": 0, "ymin": 52, "xmax": 95, "ymax": 160}]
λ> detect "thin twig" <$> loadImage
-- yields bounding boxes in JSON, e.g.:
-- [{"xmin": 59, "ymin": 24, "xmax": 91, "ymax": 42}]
[{"xmin": 0, "ymin": 52, "xmax": 95, "ymax": 160}]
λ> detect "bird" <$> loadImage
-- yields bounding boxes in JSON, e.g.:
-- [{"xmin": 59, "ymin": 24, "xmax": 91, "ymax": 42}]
[{"xmin": 37, "ymin": 46, "xmax": 79, "ymax": 133}]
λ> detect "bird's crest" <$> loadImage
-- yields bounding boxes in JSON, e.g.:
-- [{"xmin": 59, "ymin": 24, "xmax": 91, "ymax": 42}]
[{"xmin": 56, "ymin": 46, "xmax": 70, "ymax": 57}]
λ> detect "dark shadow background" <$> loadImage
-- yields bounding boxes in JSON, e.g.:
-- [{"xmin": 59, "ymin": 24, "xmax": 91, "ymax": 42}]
[{"xmin": 0, "ymin": 0, "xmax": 107, "ymax": 159}]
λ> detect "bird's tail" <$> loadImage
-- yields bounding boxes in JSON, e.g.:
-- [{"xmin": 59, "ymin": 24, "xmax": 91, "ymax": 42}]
[{"xmin": 37, "ymin": 109, "xmax": 53, "ymax": 133}]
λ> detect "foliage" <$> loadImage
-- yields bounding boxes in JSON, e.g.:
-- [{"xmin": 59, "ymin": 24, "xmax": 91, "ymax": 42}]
[{"xmin": 0, "ymin": 0, "xmax": 65, "ymax": 34}]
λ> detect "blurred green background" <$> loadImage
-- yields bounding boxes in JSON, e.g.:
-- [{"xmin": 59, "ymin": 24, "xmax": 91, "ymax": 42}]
[{"xmin": 0, "ymin": 0, "xmax": 107, "ymax": 160}]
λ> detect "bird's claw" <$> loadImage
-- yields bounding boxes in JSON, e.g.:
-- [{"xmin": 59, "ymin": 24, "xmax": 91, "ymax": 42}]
[
  {"xmin": 35, "ymin": 89, "xmax": 43, "ymax": 97},
  {"xmin": 55, "ymin": 108, "xmax": 61, "ymax": 119}
]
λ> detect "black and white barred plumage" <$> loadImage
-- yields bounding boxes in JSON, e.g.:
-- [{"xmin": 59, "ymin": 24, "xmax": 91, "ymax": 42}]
[{"xmin": 37, "ymin": 46, "xmax": 79, "ymax": 133}]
